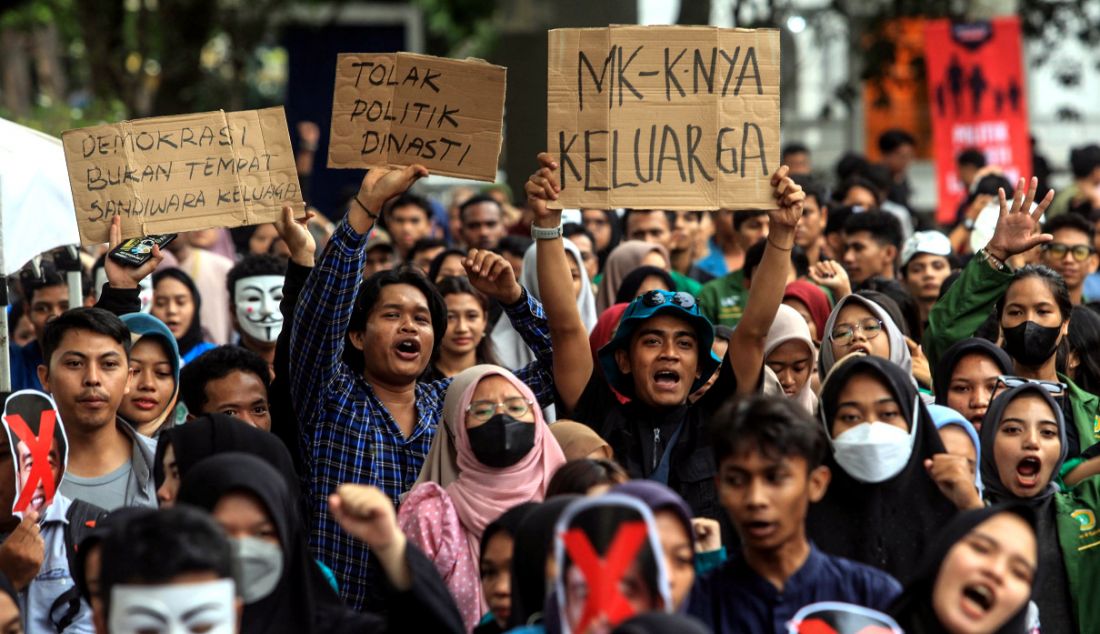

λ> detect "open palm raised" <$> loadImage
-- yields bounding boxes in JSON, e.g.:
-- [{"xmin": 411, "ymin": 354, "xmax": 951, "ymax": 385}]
[{"xmin": 984, "ymin": 176, "xmax": 1054, "ymax": 262}]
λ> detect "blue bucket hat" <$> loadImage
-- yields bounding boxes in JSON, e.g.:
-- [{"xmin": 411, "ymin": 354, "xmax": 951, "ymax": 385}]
[{"xmin": 598, "ymin": 290, "xmax": 719, "ymax": 396}]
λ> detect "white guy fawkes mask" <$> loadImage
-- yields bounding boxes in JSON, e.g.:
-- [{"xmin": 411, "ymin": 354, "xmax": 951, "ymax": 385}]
[
  {"xmin": 233, "ymin": 275, "xmax": 285, "ymax": 343},
  {"xmin": 95, "ymin": 269, "xmax": 154, "ymax": 313},
  {"xmin": 109, "ymin": 578, "xmax": 237, "ymax": 634}
]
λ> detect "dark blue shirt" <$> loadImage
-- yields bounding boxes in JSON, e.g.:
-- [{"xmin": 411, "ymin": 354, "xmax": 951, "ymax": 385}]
[
  {"xmin": 8, "ymin": 340, "xmax": 43, "ymax": 392},
  {"xmin": 687, "ymin": 543, "xmax": 902, "ymax": 634}
]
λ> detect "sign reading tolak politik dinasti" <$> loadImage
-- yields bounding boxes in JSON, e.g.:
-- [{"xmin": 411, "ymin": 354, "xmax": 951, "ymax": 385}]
[
  {"xmin": 328, "ymin": 52, "xmax": 506, "ymax": 181},
  {"xmin": 547, "ymin": 26, "xmax": 780, "ymax": 210},
  {"xmin": 62, "ymin": 107, "xmax": 305, "ymax": 246}
]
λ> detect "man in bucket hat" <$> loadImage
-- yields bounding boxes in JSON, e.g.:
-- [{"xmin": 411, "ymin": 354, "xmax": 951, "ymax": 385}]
[{"xmin": 522, "ymin": 152, "xmax": 805, "ymax": 523}]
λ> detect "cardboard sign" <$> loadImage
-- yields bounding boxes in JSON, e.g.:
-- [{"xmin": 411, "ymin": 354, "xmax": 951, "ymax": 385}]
[
  {"xmin": 924, "ymin": 17, "xmax": 1031, "ymax": 224},
  {"xmin": 62, "ymin": 107, "xmax": 305, "ymax": 246},
  {"xmin": 3, "ymin": 390, "xmax": 68, "ymax": 517},
  {"xmin": 328, "ymin": 52, "xmax": 506, "ymax": 181},
  {"xmin": 547, "ymin": 26, "xmax": 780, "ymax": 211}
]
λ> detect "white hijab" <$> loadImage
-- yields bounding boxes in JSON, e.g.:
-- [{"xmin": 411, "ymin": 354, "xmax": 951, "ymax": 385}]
[{"xmin": 491, "ymin": 238, "xmax": 597, "ymax": 370}]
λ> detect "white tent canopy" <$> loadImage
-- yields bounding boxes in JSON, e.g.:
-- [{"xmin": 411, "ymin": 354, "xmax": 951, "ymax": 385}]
[{"xmin": 0, "ymin": 117, "xmax": 80, "ymax": 275}]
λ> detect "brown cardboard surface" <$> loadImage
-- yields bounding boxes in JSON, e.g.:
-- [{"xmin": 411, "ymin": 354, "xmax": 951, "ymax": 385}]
[
  {"xmin": 62, "ymin": 107, "xmax": 305, "ymax": 246},
  {"xmin": 547, "ymin": 26, "xmax": 780, "ymax": 210},
  {"xmin": 328, "ymin": 52, "xmax": 506, "ymax": 181}
]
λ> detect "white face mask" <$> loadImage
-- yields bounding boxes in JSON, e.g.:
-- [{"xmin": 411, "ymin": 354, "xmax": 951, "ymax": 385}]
[
  {"xmin": 831, "ymin": 419, "xmax": 917, "ymax": 483},
  {"xmin": 233, "ymin": 536, "xmax": 283, "ymax": 604},
  {"xmin": 109, "ymin": 579, "xmax": 237, "ymax": 634},
  {"xmin": 233, "ymin": 275, "xmax": 285, "ymax": 343},
  {"xmin": 95, "ymin": 269, "xmax": 154, "ymax": 313}
]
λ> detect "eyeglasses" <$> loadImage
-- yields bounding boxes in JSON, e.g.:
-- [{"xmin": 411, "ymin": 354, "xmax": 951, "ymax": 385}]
[
  {"xmin": 466, "ymin": 397, "xmax": 532, "ymax": 422},
  {"xmin": 641, "ymin": 290, "xmax": 696, "ymax": 310},
  {"xmin": 1041, "ymin": 243, "xmax": 1096, "ymax": 262},
  {"xmin": 993, "ymin": 375, "xmax": 1066, "ymax": 398},
  {"xmin": 829, "ymin": 318, "xmax": 883, "ymax": 345}
]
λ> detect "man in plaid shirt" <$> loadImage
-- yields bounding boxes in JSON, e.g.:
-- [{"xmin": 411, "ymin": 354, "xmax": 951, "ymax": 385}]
[{"xmin": 290, "ymin": 165, "xmax": 557, "ymax": 610}]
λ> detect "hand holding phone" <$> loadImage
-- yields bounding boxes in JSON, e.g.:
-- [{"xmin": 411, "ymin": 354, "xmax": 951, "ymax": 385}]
[{"xmin": 109, "ymin": 234, "xmax": 176, "ymax": 267}]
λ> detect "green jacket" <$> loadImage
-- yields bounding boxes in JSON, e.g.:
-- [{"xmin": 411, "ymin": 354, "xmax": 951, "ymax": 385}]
[
  {"xmin": 1056, "ymin": 465, "xmax": 1100, "ymax": 632},
  {"xmin": 923, "ymin": 255, "xmax": 1100, "ymax": 449},
  {"xmin": 696, "ymin": 270, "xmax": 746, "ymax": 327}
]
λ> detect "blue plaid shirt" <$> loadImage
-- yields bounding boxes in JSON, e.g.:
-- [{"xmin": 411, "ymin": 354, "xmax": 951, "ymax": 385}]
[{"xmin": 290, "ymin": 220, "xmax": 556, "ymax": 610}]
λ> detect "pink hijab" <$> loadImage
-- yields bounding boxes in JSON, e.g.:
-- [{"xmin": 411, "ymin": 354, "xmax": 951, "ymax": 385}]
[{"xmin": 413, "ymin": 365, "xmax": 566, "ymax": 546}]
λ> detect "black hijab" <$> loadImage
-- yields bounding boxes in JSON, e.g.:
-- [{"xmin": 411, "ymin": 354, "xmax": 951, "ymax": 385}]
[
  {"xmin": 889, "ymin": 503, "xmax": 1037, "ymax": 634},
  {"xmin": 808, "ymin": 355, "xmax": 958, "ymax": 581},
  {"xmin": 176, "ymin": 453, "xmax": 357, "ymax": 634},
  {"xmin": 934, "ymin": 338, "xmax": 1013, "ymax": 406},
  {"xmin": 154, "ymin": 414, "xmax": 299, "ymax": 499},
  {"xmin": 152, "ymin": 268, "xmax": 206, "ymax": 356},
  {"xmin": 978, "ymin": 384, "xmax": 1075, "ymax": 632},
  {"xmin": 614, "ymin": 266, "xmax": 675, "ymax": 305},
  {"xmin": 508, "ymin": 495, "xmax": 580, "ymax": 629}
]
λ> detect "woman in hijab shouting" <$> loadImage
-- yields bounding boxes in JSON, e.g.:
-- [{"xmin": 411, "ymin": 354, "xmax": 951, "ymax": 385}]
[
  {"xmin": 889, "ymin": 504, "xmax": 1039, "ymax": 634},
  {"xmin": 978, "ymin": 382, "xmax": 1100, "ymax": 632},
  {"xmin": 177, "ymin": 453, "xmax": 464, "ymax": 634},
  {"xmin": 808, "ymin": 355, "xmax": 959, "ymax": 581},
  {"xmin": 397, "ymin": 365, "xmax": 567, "ymax": 630}
]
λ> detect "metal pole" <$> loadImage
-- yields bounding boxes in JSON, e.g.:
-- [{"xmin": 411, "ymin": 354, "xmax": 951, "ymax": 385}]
[
  {"xmin": 0, "ymin": 279, "xmax": 10, "ymax": 394},
  {"xmin": 63, "ymin": 246, "xmax": 82, "ymax": 310},
  {"xmin": 0, "ymin": 174, "xmax": 9, "ymax": 393}
]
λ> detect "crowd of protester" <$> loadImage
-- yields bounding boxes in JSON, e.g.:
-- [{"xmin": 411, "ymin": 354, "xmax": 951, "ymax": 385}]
[{"xmin": 4, "ymin": 125, "xmax": 1100, "ymax": 634}]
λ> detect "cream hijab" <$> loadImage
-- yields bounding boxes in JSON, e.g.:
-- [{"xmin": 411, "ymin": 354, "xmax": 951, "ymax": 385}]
[{"xmin": 764, "ymin": 304, "xmax": 819, "ymax": 415}]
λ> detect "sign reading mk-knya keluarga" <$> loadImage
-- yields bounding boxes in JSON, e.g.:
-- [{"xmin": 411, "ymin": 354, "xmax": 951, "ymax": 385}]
[
  {"xmin": 62, "ymin": 107, "xmax": 304, "ymax": 246},
  {"xmin": 547, "ymin": 26, "xmax": 780, "ymax": 210}
]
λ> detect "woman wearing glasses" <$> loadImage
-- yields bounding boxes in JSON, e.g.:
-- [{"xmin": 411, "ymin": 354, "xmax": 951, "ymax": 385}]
[
  {"xmin": 397, "ymin": 365, "xmax": 566, "ymax": 631},
  {"xmin": 925, "ymin": 177, "xmax": 1100, "ymax": 456},
  {"xmin": 977, "ymin": 383, "xmax": 1100, "ymax": 633},
  {"xmin": 818, "ymin": 293, "xmax": 913, "ymax": 381}
]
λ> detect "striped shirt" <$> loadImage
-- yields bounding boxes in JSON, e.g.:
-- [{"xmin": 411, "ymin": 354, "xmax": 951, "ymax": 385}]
[{"xmin": 290, "ymin": 219, "xmax": 555, "ymax": 610}]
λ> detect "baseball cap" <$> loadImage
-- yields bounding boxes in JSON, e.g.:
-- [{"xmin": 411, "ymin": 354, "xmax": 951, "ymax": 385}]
[
  {"xmin": 598, "ymin": 290, "xmax": 720, "ymax": 396},
  {"xmin": 365, "ymin": 229, "xmax": 395, "ymax": 253},
  {"xmin": 900, "ymin": 230, "xmax": 952, "ymax": 267}
]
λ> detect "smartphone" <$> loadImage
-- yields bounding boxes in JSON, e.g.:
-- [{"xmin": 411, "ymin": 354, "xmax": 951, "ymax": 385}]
[{"xmin": 108, "ymin": 234, "xmax": 176, "ymax": 267}]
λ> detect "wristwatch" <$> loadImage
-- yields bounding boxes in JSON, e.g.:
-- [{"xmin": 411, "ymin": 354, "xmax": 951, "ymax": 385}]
[
  {"xmin": 962, "ymin": 217, "xmax": 975, "ymax": 231},
  {"xmin": 530, "ymin": 223, "xmax": 563, "ymax": 240},
  {"xmin": 977, "ymin": 248, "xmax": 1011, "ymax": 273}
]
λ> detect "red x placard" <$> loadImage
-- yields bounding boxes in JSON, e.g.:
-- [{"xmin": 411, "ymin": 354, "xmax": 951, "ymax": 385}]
[
  {"xmin": 5, "ymin": 411, "xmax": 57, "ymax": 513},
  {"xmin": 562, "ymin": 520, "xmax": 649, "ymax": 634},
  {"xmin": 796, "ymin": 619, "xmax": 896, "ymax": 634}
]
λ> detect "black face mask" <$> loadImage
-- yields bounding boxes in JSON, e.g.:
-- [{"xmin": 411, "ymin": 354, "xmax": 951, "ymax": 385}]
[
  {"xmin": 467, "ymin": 414, "xmax": 535, "ymax": 468},
  {"xmin": 1002, "ymin": 320, "xmax": 1061, "ymax": 367}
]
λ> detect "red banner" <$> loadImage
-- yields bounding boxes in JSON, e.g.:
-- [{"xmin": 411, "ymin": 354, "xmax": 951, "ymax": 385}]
[{"xmin": 924, "ymin": 17, "xmax": 1031, "ymax": 224}]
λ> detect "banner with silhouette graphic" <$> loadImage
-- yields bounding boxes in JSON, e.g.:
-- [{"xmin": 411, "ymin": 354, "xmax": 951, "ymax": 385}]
[{"xmin": 925, "ymin": 17, "xmax": 1031, "ymax": 224}]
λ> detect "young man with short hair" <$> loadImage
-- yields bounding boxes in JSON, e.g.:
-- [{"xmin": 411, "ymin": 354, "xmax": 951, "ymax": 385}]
[
  {"xmin": 11, "ymin": 262, "xmax": 70, "ymax": 392},
  {"xmin": 697, "ymin": 210, "xmax": 770, "ymax": 327},
  {"xmin": 563, "ymin": 223, "xmax": 599, "ymax": 282},
  {"xmin": 1042, "ymin": 213, "xmax": 1099, "ymax": 305},
  {"xmin": 39, "ymin": 309, "xmax": 157, "ymax": 511},
  {"xmin": 407, "ymin": 237, "xmax": 447, "ymax": 274},
  {"xmin": 688, "ymin": 396, "xmax": 901, "ymax": 632},
  {"xmin": 792, "ymin": 175, "xmax": 828, "ymax": 267},
  {"xmin": 226, "ymin": 254, "xmax": 287, "ymax": 372},
  {"xmin": 901, "ymin": 230, "xmax": 955, "ymax": 323},
  {"xmin": 290, "ymin": 164, "xmax": 558, "ymax": 610},
  {"xmin": 842, "ymin": 210, "xmax": 903, "ymax": 286},
  {"xmin": 179, "ymin": 345, "xmax": 272, "ymax": 430},
  {"xmin": 384, "ymin": 193, "xmax": 436, "ymax": 259},
  {"xmin": 781, "ymin": 142, "xmax": 812, "ymax": 175},
  {"xmin": 878, "ymin": 128, "xmax": 917, "ymax": 208},
  {"xmin": 458, "ymin": 194, "xmax": 508, "ymax": 249},
  {"xmin": 363, "ymin": 231, "xmax": 397, "ymax": 277}
]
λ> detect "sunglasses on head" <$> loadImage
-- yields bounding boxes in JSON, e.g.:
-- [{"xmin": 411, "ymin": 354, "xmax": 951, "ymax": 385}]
[{"xmin": 640, "ymin": 290, "xmax": 696, "ymax": 310}]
